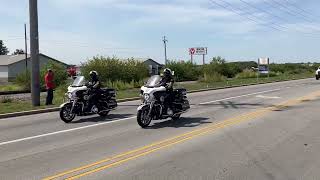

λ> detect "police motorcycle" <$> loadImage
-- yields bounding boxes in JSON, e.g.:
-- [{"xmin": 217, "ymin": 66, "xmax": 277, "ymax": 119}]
[
  {"xmin": 59, "ymin": 76, "xmax": 117, "ymax": 123},
  {"xmin": 137, "ymin": 74, "xmax": 190, "ymax": 128}
]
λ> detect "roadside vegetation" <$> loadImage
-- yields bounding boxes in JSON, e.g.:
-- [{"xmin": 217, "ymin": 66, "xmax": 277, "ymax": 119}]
[{"xmin": 0, "ymin": 55, "xmax": 317, "ymax": 114}]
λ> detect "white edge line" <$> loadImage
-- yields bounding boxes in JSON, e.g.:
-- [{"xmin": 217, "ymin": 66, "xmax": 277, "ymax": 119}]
[
  {"xmin": 0, "ymin": 116, "xmax": 136, "ymax": 146},
  {"xmin": 199, "ymin": 89, "xmax": 281, "ymax": 105}
]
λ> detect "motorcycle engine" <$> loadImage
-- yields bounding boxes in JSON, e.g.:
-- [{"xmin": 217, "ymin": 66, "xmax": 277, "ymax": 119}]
[
  {"xmin": 84, "ymin": 95, "xmax": 89, "ymax": 100},
  {"xmin": 160, "ymin": 96, "xmax": 165, "ymax": 103}
]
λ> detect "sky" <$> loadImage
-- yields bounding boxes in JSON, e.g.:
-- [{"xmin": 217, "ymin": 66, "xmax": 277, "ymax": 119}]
[{"xmin": 1, "ymin": 0, "xmax": 320, "ymax": 65}]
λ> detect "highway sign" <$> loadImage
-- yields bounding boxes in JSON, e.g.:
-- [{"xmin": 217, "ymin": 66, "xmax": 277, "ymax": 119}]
[{"xmin": 189, "ymin": 47, "xmax": 207, "ymax": 55}]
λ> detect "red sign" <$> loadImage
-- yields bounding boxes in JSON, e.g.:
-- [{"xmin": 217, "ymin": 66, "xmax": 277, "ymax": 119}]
[{"xmin": 189, "ymin": 48, "xmax": 195, "ymax": 55}]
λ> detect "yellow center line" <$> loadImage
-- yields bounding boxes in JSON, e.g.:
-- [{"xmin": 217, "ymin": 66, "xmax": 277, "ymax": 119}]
[
  {"xmin": 66, "ymin": 111, "xmax": 267, "ymax": 180},
  {"xmin": 43, "ymin": 109, "xmax": 265, "ymax": 180},
  {"xmin": 43, "ymin": 91, "xmax": 320, "ymax": 180}
]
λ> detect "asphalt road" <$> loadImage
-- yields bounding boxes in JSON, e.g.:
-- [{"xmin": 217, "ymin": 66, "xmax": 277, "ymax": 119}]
[{"xmin": 0, "ymin": 78, "xmax": 320, "ymax": 180}]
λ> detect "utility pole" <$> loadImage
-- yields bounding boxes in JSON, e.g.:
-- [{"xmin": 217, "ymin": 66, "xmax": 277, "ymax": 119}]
[
  {"xmin": 163, "ymin": 36, "xmax": 168, "ymax": 65},
  {"xmin": 29, "ymin": 0, "xmax": 40, "ymax": 106},
  {"xmin": 24, "ymin": 23, "xmax": 28, "ymax": 76}
]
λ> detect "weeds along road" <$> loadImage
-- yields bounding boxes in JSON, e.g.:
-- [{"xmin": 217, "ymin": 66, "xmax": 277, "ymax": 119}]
[{"xmin": 0, "ymin": 78, "xmax": 319, "ymax": 180}]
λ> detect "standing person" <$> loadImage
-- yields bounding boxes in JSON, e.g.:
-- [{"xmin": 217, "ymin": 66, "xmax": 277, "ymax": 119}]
[{"xmin": 45, "ymin": 69, "xmax": 55, "ymax": 105}]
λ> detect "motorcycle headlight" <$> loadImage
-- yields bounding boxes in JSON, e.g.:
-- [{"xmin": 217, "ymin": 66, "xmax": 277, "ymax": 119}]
[{"xmin": 144, "ymin": 94, "xmax": 150, "ymax": 101}]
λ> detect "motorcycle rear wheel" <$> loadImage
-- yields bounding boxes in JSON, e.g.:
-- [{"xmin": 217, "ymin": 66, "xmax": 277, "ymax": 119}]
[
  {"xmin": 172, "ymin": 114, "xmax": 181, "ymax": 121},
  {"xmin": 98, "ymin": 111, "xmax": 110, "ymax": 117}
]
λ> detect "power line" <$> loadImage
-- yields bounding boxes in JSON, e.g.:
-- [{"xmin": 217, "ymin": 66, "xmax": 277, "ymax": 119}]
[
  {"xmin": 209, "ymin": 0, "xmax": 320, "ymax": 37},
  {"xmin": 238, "ymin": 0, "xmax": 291, "ymax": 28},
  {"xmin": 263, "ymin": 0, "xmax": 320, "ymax": 33},
  {"xmin": 266, "ymin": 0, "xmax": 315, "ymax": 24},
  {"xmin": 282, "ymin": 0, "xmax": 317, "ymax": 19},
  {"xmin": 238, "ymin": 0, "xmax": 320, "ymax": 35},
  {"xmin": 209, "ymin": 0, "xmax": 284, "ymax": 32}
]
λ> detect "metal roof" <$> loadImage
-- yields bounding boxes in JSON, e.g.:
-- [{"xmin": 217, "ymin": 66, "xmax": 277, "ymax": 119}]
[
  {"xmin": 0, "ymin": 54, "xmax": 30, "ymax": 66},
  {"xmin": 0, "ymin": 54, "xmax": 68, "ymax": 66}
]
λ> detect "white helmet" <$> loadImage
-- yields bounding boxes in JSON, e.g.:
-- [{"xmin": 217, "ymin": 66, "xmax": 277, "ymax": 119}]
[
  {"xmin": 89, "ymin": 71, "xmax": 98, "ymax": 76},
  {"xmin": 163, "ymin": 68, "xmax": 172, "ymax": 77}
]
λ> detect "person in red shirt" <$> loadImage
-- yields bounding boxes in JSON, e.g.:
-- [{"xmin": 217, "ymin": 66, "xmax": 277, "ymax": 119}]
[{"xmin": 45, "ymin": 69, "xmax": 55, "ymax": 105}]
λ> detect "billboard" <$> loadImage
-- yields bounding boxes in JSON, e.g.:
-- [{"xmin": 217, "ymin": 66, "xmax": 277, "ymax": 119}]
[
  {"xmin": 258, "ymin": 58, "xmax": 269, "ymax": 65},
  {"xmin": 189, "ymin": 47, "xmax": 207, "ymax": 55},
  {"xmin": 258, "ymin": 58, "xmax": 270, "ymax": 74}
]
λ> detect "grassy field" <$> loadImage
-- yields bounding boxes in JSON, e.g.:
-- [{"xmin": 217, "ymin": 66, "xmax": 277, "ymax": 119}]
[
  {"xmin": 0, "ymin": 84, "xmax": 24, "ymax": 92},
  {"xmin": 0, "ymin": 73, "xmax": 313, "ymax": 115}
]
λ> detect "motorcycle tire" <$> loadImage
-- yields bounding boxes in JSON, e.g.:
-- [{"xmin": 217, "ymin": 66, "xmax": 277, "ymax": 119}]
[
  {"xmin": 60, "ymin": 103, "xmax": 76, "ymax": 123},
  {"xmin": 172, "ymin": 114, "xmax": 181, "ymax": 121},
  {"xmin": 137, "ymin": 109, "xmax": 152, "ymax": 128},
  {"xmin": 98, "ymin": 111, "xmax": 110, "ymax": 117}
]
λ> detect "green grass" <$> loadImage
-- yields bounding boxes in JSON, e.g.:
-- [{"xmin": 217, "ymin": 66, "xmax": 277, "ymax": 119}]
[
  {"xmin": 0, "ymin": 73, "xmax": 314, "ymax": 115},
  {"xmin": 0, "ymin": 84, "xmax": 24, "ymax": 92}
]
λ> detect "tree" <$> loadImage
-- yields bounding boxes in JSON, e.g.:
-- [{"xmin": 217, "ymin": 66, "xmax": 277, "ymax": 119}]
[
  {"xmin": 0, "ymin": 40, "xmax": 9, "ymax": 55},
  {"xmin": 211, "ymin": 56, "xmax": 226, "ymax": 64},
  {"xmin": 12, "ymin": 49, "xmax": 25, "ymax": 55}
]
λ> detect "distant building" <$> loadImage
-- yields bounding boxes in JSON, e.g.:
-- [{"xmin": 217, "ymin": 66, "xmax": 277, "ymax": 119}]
[
  {"xmin": 143, "ymin": 59, "xmax": 164, "ymax": 75},
  {"xmin": 0, "ymin": 53, "xmax": 68, "ymax": 82}
]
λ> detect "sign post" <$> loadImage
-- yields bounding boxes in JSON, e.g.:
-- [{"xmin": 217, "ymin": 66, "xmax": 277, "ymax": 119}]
[{"xmin": 189, "ymin": 47, "xmax": 207, "ymax": 65}]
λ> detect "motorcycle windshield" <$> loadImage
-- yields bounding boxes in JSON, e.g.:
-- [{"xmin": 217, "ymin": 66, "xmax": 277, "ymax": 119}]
[
  {"xmin": 71, "ymin": 76, "xmax": 86, "ymax": 87},
  {"xmin": 145, "ymin": 75, "xmax": 162, "ymax": 88}
]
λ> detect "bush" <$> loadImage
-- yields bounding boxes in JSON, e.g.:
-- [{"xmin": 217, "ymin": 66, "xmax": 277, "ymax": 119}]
[
  {"xmin": 269, "ymin": 63, "xmax": 316, "ymax": 74},
  {"xmin": 15, "ymin": 62, "xmax": 68, "ymax": 90},
  {"xmin": 40, "ymin": 62, "xmax": 68, "ymax": 88},
  {"xmin": 203, "ymin": 57, "xmax": 240, "ymax": 78},
  {"xmin": 236, "ymin": 69, "xmax": 278, "ymax": 79},
  {"xmin": 15, "ymin": 70, "xmax": 31, "ymax": 90},
  {"xmin": 236, "ymin": 69, "xmax": 257, "ymax": 79},
  {"xmin": 201, "ymin": 72, "xmax": 226, "ymax": 83},
  {"xmin": 165, "ymin": 61, "xmax": 201, "ymax": 81},
  {"xmin": 81, "ymin": 56, "xmax": 149, "ymax": 85}
]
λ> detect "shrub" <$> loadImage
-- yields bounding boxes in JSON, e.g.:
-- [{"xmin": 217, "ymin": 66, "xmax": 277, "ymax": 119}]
[
  {"xmin": 165, "ymin": 61, "xmax": 201, "ymax": 81},
  {"xmin": 201, "ymin": 72, "xmax": 226, "ymax": 83},
  {"xmin": 81, "ymin": 56, "xmax": 149, "ymax": 85},
  {"xmin": 15, "ymin": 70, "xmax": 31, "ymax": 90},
  {"xmin": 15, "ymin": 62, "xmax": 68, "ymax": 90},
  {"xmin": 40, "ymin": 62, "xmax": 68, "ymax": 88},
  {"xmin": 236, "ymin": 69, "xmax": 257, "ymax": 79}
]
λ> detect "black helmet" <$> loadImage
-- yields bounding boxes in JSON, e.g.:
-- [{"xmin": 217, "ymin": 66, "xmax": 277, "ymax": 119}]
[{"xmin": 163, "ymin": 68, "xmax": 172, "ymax": 78}]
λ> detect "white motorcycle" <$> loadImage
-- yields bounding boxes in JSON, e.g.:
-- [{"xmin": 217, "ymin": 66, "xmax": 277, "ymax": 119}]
[
  {"xmin": 59, "ymin": 76, "xmax": 117, "ymax": 123},
  {"xmin": 137, "ymin": 75, "xmax": 190, "ymax": 128}
]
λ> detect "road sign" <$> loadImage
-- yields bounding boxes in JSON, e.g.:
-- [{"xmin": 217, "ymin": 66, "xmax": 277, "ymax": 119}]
[
  {"xmin": 258, "ymin": 58, "xmax": 269, "ymax": 65},
  {"xmin": 259, "ymin": 65, "xmax": 269, "ymax": 74},
  {"xmin": 189, "ymin": 47, "xmax": 207, "ymax": 55},
  {"xmin": 189, "ymin": 48, "xmax": 196, "ymax": 55}
]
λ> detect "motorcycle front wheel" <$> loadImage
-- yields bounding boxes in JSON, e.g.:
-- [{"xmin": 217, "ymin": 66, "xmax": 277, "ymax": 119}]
[
  {"xmin": 60, "ymin": 103, "xmax": 76, "ymax": 123},
  {"xmin": 137, "ymin": 108, "xmax": 152, "ymax": 128}
]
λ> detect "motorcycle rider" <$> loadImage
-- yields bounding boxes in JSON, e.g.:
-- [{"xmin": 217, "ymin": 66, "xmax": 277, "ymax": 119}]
[
  {"xmin": 159, "ymin": 68, "xmax": 174, "ymax": 115},
  {"xmin": 87, "ymin": 71, "xmax": 101, "ymax": 112}
]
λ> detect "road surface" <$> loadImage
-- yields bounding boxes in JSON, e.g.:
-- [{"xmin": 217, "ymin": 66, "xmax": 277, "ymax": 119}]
[{"xmin": 0, "ymin": 78, "xmax": 320, "ymax": 180}]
